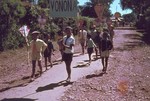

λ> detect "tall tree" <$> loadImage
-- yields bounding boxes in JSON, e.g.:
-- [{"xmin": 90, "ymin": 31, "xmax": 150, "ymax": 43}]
[
  {"xmin": 80, "ymin": 0, "xmax": 114, "ymax": 18},
  {"xmin": 120, "ymin": 0, "xmax": 150, "ymax": 30}
]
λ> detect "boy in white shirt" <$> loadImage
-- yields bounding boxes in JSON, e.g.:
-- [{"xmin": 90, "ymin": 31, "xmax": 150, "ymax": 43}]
[
  {"xmin": 78, "ymin": 26, "xmax": 87, "ymax": 54},
  {"xmin": 63, "ymin": 26, "xmax": 75, "ymax": 82}
]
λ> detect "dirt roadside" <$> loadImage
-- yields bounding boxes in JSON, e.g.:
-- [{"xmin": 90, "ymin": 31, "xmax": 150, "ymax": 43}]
[
  {"xmin": 60, "ymin": 29, "xmax": 150, "ymax": 101},
  {"xmin": 0, "ymin": 28, "xmax": 150, "ymax": 101},
  {"xmin": 0, "ymin": 37, "xmax": 81, "ymax": 92}
]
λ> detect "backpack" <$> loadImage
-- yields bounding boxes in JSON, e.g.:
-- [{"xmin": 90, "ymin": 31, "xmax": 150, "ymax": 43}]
[
  {"xmin": 107, "ymin": 40, "xmax": 113, "ymax": 50},
  {"xmin": 101, "ymin": 39, "xmax": 113, "ymax": 51}
]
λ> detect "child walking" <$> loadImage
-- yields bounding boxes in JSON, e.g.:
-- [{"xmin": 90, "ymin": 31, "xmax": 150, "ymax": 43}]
[
  {"xmin": 101, "ymin": 28, "xmax": 113, "ymax": 73},
  {"xmin": 78, "ymin": 26, "xmax": 87, "ymax": 54},
  {"xmin": 62, "ymin": 26, "xmax": 75, "ymax": 82},
  {"xmin": 86, "ymin": 34, "xmax": 97, "ymax": 64},
  {"xmin": 30, "ymin": 31, "xmax": 47, "ymax": 81},
  {"xmin": 43, "ymin": 34, "xmax": 55, "ymax": 70}
]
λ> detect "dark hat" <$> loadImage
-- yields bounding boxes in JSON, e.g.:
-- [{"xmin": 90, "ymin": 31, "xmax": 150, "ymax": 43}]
[
  {"xmin": 103, "ymin": 27, "xmax": 109, "ymax": 32},
  {"xmin": 103, "ymin": 32, "xmax": 109, "ymax": 38},
  {"xmin": 87, "ymin": 34, "xmax": 91, "ymax": 38},
  {"xmin": 32, "ymin": 31, "xmax": 40, "ymax": 35},
  {"xmin": 65, "ymin": 26, "xmax": 73, "ymax": 30}
]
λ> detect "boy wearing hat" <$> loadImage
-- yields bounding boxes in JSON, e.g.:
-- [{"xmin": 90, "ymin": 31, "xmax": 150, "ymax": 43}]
[{"xmin": 30, "ymin": 31, "xmax": 47, "ymax": 81}]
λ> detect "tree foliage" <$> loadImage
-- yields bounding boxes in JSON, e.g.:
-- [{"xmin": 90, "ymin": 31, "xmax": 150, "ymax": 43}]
[
  {"xmin": 120, "ymin": 0, "xmax": 150, "ymax": 31},
  {"xmin": 0, "ymin": 0, "xmax": 78, "ymax": 51},
  {"xmin": 122, "ymin": 13, "xmax": 136, "ymax": 23},
  {"xmin": 80, "ymin": 0, "xmax": 114, "ymax": 18},
  {"xmin": 0, "ymin": 0, "xmax": 112, "ymax": 51},
  {"xmin": 0, "ymin": 0, "xmax": 26, "ymax": 50},
  {"xmin": 0, "ymin": 0, "xmax": 52, "ymax": 50},
  {"xmin": 145, "ymin": 6, "xmax": 150, "ymax": 32}
]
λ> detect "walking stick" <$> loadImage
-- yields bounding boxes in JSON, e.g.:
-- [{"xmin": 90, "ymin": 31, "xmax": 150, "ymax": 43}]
[{"xmin": 19, "ymin": 25, "xmax": 30, "ymax": 66}]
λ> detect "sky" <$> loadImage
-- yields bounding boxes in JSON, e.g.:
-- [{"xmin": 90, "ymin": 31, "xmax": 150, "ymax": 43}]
[{"xmin": 78, "ymin": 0, "xmax": 132, "ymax": 15}]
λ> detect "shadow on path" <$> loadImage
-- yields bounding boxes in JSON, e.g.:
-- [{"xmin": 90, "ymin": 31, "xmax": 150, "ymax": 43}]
[
  {"xmin": 142, "ymin": 32, "xmax": 150, "ymax": 45},
  {"xmin": 136, "ymin": 30, "xmax": 150, "ymax": 45},
  {"xmin": 115, "ymin": 32, "xmax": 145, "ymax": 51},
  {"xmin": 36, "ymin": 80, "xmax": 73, "ymax": 92},
  {"xmin": 1, "ymin": 98, "xmax": 37, "ymax": 101},
  {"xmin": 86, "ymin": 72, "xmax": 104, "ymax": 79},
  {"xmin": 73, "ymin": 61, "xmax": 90, "ymax": 68}
]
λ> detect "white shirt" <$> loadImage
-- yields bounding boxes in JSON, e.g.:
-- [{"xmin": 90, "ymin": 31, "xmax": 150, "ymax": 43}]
[
  {"xmin": 91, "ymin": 29, "xmax": 97, "ymax": 40},
  {"xmin": 63, "ymin": 35, "xmax": 75, "ymax": 54},
  {"xmin": 79, "ymin": 29, "xmax": 87, "ymax": 40}
]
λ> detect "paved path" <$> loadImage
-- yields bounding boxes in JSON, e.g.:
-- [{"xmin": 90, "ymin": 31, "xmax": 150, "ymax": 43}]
[{"xmin": 0, "ymin": 53, "xmax": 103, "ymax": 101}]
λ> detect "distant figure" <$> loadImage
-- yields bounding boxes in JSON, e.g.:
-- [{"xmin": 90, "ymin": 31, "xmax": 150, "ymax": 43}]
[
  {"xmin": 108, "ymin": 25, "xmax": 115, "ymax": 43},
  {"xmin": 122, "ymin": 21, "xmax": 125, "ymax": 27},
  {"xmin": 100, "ymin": 29, "xmax": 113, "ymax": 73},
  {"xmin": 86, "ymin": 34, "xmax": 97, "ymax": 64},
  {"xmin": 50, "ymin": 31, "xmax": 55, "ymax": 40},
  {"xmin": 57, "ymin": 30, "xmax": 64, "ymax": 61},
  {"xmin": 43, "ymin": 34, "xmax": 54, "ymax": 70},
  {"xmin": 78, "ymin": 26, "xmax": 87, "ymax": 54},
  {"xmin": 62, "ymin": 26, "xmax": 75, "ymax": 82},
  {"xmin": 30, "ymin": 31, "xmax": 47, "ymax": 81},
  {"xmin": 90, "ymin": 25, "xmax": 99, "ymax": 59}
]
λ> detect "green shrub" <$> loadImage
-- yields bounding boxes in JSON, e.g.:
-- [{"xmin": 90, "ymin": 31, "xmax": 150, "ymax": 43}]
[{"xmin": 2, "ymin": 23, "xmax": 25, "ymax": 50}]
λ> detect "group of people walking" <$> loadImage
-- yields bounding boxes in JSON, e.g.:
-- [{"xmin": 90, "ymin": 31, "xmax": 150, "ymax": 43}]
[
  {"xmin": 28, "ymin": 23, "xmax": 114, "ymax": 82},
  {"xmin": 29, "ymin": 26, "xmax": 75, "ymax": 82},
  {"xmin": 78, "ymin": 23, "xmax": 114, "ymax": 73}
]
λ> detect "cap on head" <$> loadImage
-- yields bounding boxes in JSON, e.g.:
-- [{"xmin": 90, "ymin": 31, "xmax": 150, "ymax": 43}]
[
  {"xmin": 93, "ymin": 25, "xmax": 96, "ymax": 28},
  {"xmin": 96, "ymin": 28, "xmax": 101, "ymax": 32},
  {"xmin": 103, "ymin": 32, "xmax": 109, "ymax": 38},
  {"xmin": 65, "ymin": 26, "xmax": 73, "ymax": 30},
  {"xmin": 32, "ymin": 31, "xmax": 40, "ymax": 35},
  {"xmin": 103, "ymin": 27, "xmax": 109, "ymax": 32},
  {"xmin": 110, "ymin": 25, "xmax": 114, "ymax": 29}
]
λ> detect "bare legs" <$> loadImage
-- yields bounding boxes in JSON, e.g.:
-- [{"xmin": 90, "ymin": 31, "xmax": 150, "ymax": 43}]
[
  {"xmin": 80, "ymin": 43, "xmax": 85, "ymax": 54},
  {"xmin": 101, "ymin": 57, "xmax": 108, "ymax": 73},
  {"xmin": 31, "ymin": 60, "xmax": 36, "ymax": 78},
  {"xmin": 60, "ymin": 50, "xmax": 63, "ymax": 62},
  {"xmin": 31, "ymin": 60, "xmax": 42, "ymax": 80},
  {"xmin": 95, "ymin": 47, "xmax": 98, "ymax": 59},
  {"xmin": 48, "ymin": 55, "xmax": 53, "ymax": 67},
  {"xmin": 44, "ymin": 57, "xmax": 48, "ymax": 70},
  {"xmin": 44, "ymin": 55, "xmax": 53, "ymax": 70},
  {"xmin": 38, "ymin": 60, "xmax": 42, "ymax": 75},
  {"xmin": 88, "ymin": 53, "xmax": 92, "ymax": 63},
  {"xmin": 64, "ymin": 60, "xmax": 72, "ymax": 81}
]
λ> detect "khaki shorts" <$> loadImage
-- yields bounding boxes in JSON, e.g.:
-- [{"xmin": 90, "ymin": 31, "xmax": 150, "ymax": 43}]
[
  {"xmin": 79, "ymin": 39, "xmax": 86, "ymax": 46},
  {"xmin": 101, "ymin": 50, "xmax": 110, "ymax": 58},
  {"xmin": 31, "ymin": 52, "xmax": 42, "ymax": 61}
]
